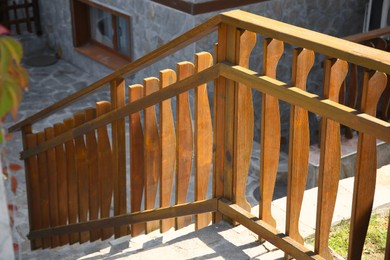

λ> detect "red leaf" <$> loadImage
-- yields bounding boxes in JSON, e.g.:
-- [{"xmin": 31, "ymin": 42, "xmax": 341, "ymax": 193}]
[
  {"xmin": 0, "ymin": 25, "xmax": 10, "ymax": 35},
  {"xmin": 13, "ymin": 243, "xmax": 19, "ymax": 251},
  {"xmin": 8, "ymin": 204, "xmax": 17, "ymax": 211},
  {"xmin": 5, "ymin": 133, "xmax": 14, "ymax": 141},
  {"xmin": 9, "ymin": 163, "xmax": 22, "ymax": 171},
  {"xmin": 2, "ymin": 166, "xmax": 8, "ymax": 177},
  {"xmin": 11, "ymin": 176, "xmax": 17, "ymax": 194}
]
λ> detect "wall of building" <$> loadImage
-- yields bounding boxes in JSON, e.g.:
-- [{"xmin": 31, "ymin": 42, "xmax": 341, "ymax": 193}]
[{"xmin": 38, "ymin": 0, "xmax": 367, "ymax": 146}]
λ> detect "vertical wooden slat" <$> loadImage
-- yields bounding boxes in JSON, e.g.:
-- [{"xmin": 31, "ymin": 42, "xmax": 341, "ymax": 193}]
[
  {"xmin": 73, "ymin": 112, "xmax": 90, "ymax": 243},
  {"xmin": 96, "ymin": 101, "xmax": 114, "ymax": 240},
  {"xmin": 233, "ymin": 30, "xmax": 256, "ymax": 213},
  {"xmin": 176, "ymin": 62, "xmax": 194, "ymax": 230},
  {"xmin": 315, "ymin": 59, "xmax": 348, "ymax": 260},
  {"xmin": 259, "ymin": 38, "xmax": 284, "ymax": 228},
  {"xmin": 36, "ymin": 131, "xmax": 51, "ymax": 248},
  {"xmin": 144, "ymin": 77, "xmax": 161, "ymax": 233},
  {"xmin": 194, "ymin": 52, "xmax": 213, "ymax": 230},
  {"xmin": 214, "ymin": 24, "xmax": 227, "ymax": 223},
  {"xmin": 344, "ymin": 64, "xmax": 358, "ymax": 139},
  {"xmin": 53, "ymin": 123, "xmax": 69, "ymax": 245},
  {"xmin": 25, "ymin": 133, "xmax": 42, "ymax": 249},
  {"xmin": 12, "ymin": 1, "xmax": 20, "ymax": 34},
  {"xmin": 110, "ymin": 78, "xmax": 128, "ymax": 237},
  {"xmin": 44, "ymin": 127, "xmax": 60, "ymax": 247},
  {"xmin": 85, "ymin": 108, "xmax": 101, "ymax": 241},
  {"xmin": 160, "ymin": 69, "xmax": 177, "ymax": 233},
  {"xmin": 286, "ymin": 48, "xmax": 314, "ymax": 246},
  {"xmin": 24, "ymin": 0, "xmax": 32, "ymax": 32},
  {"xmin": 129, "ymin": 85, "xmax": 145, "ymax": 237},
  {"xmin": 347, "ymin": 70, "xmax": 387, "ymax": 260},
  {"xmin": 63, "ymin": 118, "xmax": 79, "ymax": 244}
]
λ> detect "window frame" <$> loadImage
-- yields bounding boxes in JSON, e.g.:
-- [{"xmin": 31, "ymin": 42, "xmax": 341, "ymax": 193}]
[{"xmin": 70, "ymin": 0, "xmax": 132, "ymax": 69}]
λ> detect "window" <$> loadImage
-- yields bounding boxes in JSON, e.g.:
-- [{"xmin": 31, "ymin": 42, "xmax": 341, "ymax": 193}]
[{"xmin": 71, "ymin": 0, "xmax": 132, "ymax": 69}]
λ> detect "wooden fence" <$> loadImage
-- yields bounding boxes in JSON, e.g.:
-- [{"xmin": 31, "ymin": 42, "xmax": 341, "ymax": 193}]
[{"xmin": 9, "ymin": 10, "xmax": 390, "ymax": 260}]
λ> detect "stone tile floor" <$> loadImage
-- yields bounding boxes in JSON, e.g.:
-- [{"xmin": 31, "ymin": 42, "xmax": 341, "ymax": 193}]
[{"xmin": 1, "ymin": 49, "xmax": 389, "ymax": 259}]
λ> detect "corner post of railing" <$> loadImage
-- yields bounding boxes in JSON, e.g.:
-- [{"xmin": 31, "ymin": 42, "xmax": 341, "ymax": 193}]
[{"xmin": 214, "ymin": 23, "xmax": 255, "ymax": 223}]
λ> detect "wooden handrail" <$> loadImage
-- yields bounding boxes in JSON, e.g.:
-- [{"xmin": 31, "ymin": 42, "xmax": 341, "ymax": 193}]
[
  {"xmin": 8, "ymin": 14, "xmax": 221, "ymax": 133},
  {"xmin": 220, "ymin": 10, "xmax": 390, "ymax": 74},
  {"xmin": 10, "ymin": 10, "xmax": 390, "ymax": 133},
  {"xmin": 20, "ymin": 64, "xmax": 220, "ymax": 159},
  {"xmin": 344, "ymin": 26, "xmax": 390, "ymax": 43}
]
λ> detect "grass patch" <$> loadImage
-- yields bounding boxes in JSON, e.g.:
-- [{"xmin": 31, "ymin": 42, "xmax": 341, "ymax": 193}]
[{"xmin": 305, "ymin": 210, "xmax": 389, "ymax": 259}]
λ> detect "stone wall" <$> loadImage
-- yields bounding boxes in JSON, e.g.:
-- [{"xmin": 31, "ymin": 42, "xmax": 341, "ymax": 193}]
[{"xmin": 38, "ymin": 0, "xmax": 368, "ymax": 146}]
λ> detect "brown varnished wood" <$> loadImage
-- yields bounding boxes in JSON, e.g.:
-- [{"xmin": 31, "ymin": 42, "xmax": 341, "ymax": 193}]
[
  {"xmin": 129, "ymin": 85, "xmax": 145, "ymax": 237},
  {"xmin": 175, "ymin": 62, "xmax": 194, "ymax": 230},
  {"xmin": 44, "ymin": 127, "xmax": 60, "ymax": 247},
  {"xmin": 84, "ymin": 108, "xmax": 101, "ymax": 241},
  {"xmin": 219, "ymin": 64, "xmax": 390, "ymax": 144},
  {"xmin": 385, "ymin": 211, "xmax": 390, "ymax": 260},
  {"xmin": 96, "ymin": 101, "xmax": 114, "ymax": 240},
  {"xmin": 194, "ymin": 52, "xmax": 213, "ymax": 230},
  {"xmin": 344, "ymin": 64, "xmax": 358, "ymax": 139},
  {"xmin": 233, "ymin": 30, "xmax": 256, "ymax": 214},
  {"xmin": 36, "ymin": 131, "xmax": 51, "ymax": 248},
  {"xmin": 348, "ymin": 70, "xmax": 387, "ymax": 260},
  {"xmin": 63, "ymin": 118, "xmax": 79, "ymax": 244},
  {"xmin": 53, "ymin": 123, "xmax": 69, "ymax": 245},
  {"xmin": 286, "ymin": 48, "xmax": 314, "ymax": 246},
  {"xmin": 315, "ymin": 59, "xmax": 348, "ymax": 260},
  {"xmin": 214, "ymin": 25, "xmax": 227, "ymax": 224},
  {"xmin": 159, "ymin": 69, "xmax": 177, "ymax": 233},
  {"xmin": 73, "ymin": 112, "xmax": 90, "ymax": 243},
  {"xmin": 259, "ymin": 38, "xmax": 284, "ymax": 228},
  {"xmin": 380, "ymin": 79, "xmax": 390, "ymax": 119},
  {"xmin": 110, "ymin": 78, "xmax": 128, "ymax": 237},
  {"xmin": 25, "ymin": 133, "xmax": 42, "ymax": 249},
  {"xmin": 144, "ymin": 77, "xmax": 162, "ymax": 233},
  {"xmin": 28, "ymin": 199, "xmax": 217, "ymax": 239}
]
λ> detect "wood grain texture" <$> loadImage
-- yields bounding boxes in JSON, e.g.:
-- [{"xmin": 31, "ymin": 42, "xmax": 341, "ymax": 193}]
[
  {"xmin": 176, "ymin": 62, "xmax": 194, "ymax": 230},
  {"xmin": 233, "ymin": 30, "xmax": 256, "ymax": 214},
  {"xmin": 194, "ymin": 52, "xmax": 213, "ymax": 230},
  {"xmin": 25, "ymin": 133, "xmax": 42, "ymax": 249},
  {"xmin": 73, "ymin": 112, "xmax": 90, "ymax": 243},
  {"xmin": 63, "ymin": 118, "xmax": 79, "ymax": 244},
  {"xmin": 286, "ymin": 48, "xmax": 314, "ymax": 246},
  {"xmin": 129, "ymin": 85, "xmax": 145, "ymax": 237},
  {"xmin": 44, "ymin": 127, "xmax": 60, "ymax": 247},
  {"xmin": 144, "ymin": 77, "xmax": 161, "ymax": 233},
  {"xmin": 315, "ymin": 59, "xmax": 348, "ymax": 260},
  {"xmin": 53, "ymin": 123, "xmax": 69, "ymax": 245},
  {"xmin": 96, "ymin": 101, "xmax": 114, "ymax": 240},
  {"xmin": 219, "ymin": 64, "xmax": 390, "ymax": 143},
  {"xmin": 344, "ymin": 64, "xmax": 358, "ymax": 139},
  {"xmin": 36, "ymin": 131, "xmax": 51, "ymax": 248},
  {"xmin": 110, "ymin": 78, "xmax": 128, "ymax": 237},
  {"xmin": 348, "ymin": 70, "xmax": 387, "ymax": 260},
  {"xmin": 259, "ymin": 38, "xmax": 283, "ymax": 228},
  {"xmin": 85, "ymin": 108, "xmax": 101, "ymax": 241},
  {"xmin": 160, "ymin": 69, "xmax": 177, "ymax": 233}
]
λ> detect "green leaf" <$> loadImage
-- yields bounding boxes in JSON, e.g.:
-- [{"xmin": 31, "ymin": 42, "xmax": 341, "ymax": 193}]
[
  {"xmin": 0, "ymin": 39, "xmax": 11, "ymax": 72},
  {"xmin": 0, "ymin": 78, "xmax": 22, "ymax": 118},
  {"xmin": 1, "ymin": 36, "xmax": 23, "ymax": 64}
]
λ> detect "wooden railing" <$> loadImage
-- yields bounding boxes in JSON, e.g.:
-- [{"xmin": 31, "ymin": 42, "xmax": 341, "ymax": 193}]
[{"xmin": 10, "ymin": 10, "xmax": 390, "ymax": 260}]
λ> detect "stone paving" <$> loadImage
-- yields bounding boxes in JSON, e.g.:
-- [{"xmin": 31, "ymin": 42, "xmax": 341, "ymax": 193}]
[{"xmin": 1, "ymin": 42, "xmax": 390, "ymax": 259}]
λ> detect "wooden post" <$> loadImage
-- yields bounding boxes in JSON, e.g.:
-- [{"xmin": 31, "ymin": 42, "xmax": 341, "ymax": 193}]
[
  {"xmin": 347, "ymin": 70, "xmax": 387, "ymax": 259},
  {"xmin": 315, "ymin": 59, "xmax": 348, "ymax": 259}
]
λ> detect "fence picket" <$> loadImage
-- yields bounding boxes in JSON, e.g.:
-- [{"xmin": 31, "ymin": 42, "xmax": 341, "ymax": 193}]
[
  {"xmin": 259, "ymin": 38, "xmax": 284, "ymax": 228},
  {"xmin": 73, "ymin": 112, "xmax": 90, "ymax": 243},
  {"xmin": 85, "ymin": 108, "xmax": 101, "ymax": 241},
  {"xmin": 25, "ymin": 133, "xmax": 42, "ymax": 249},
  {"xmin": 53, "ymin": 123, "xmax": 69, "ymax": 245},
  {"xmin": 348, "ymin": 70, "xmax": 387, "ymax": 259},
  {"xmin": 286, "ymin": 48, "xmax": 314, "ymax": 246},
  {"xmin": 44, "ymin": 127, "xmax": 60, "ymax": 247},
  {"xmin": 129, "ymin": 85, "xmax": 145, "ymax": 236},
  {"xmin": 36, "ymin": 132, "xmax": 51, "ymax": 248},
  {"xmin": 96, "ymin": 101, "xmax": 114, "ymax": 240},
  {"xmin": 63, "ymin": 118, "xmax": 79, "ymax": 244},
  {"xmin": 315, "ymin": 59, "xmax": 348, "ymax": 259},
  {"xmin": 176, "ymin": 62, "xmax": 194, "ymax": 230},
  {"xmin": 144, "ymin": 77, "xmax": 161, "ymax": 233},
  {"xmin": 160, "ymin": 69, "xmax": 177, "ymax": 233},
  {"xmin": 110, "ymin": 78, "xmax": 129, "ymax": 237},
  {"xmin": 194, "ymin": 52, "xmax": 213, "ymax": 230}
]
